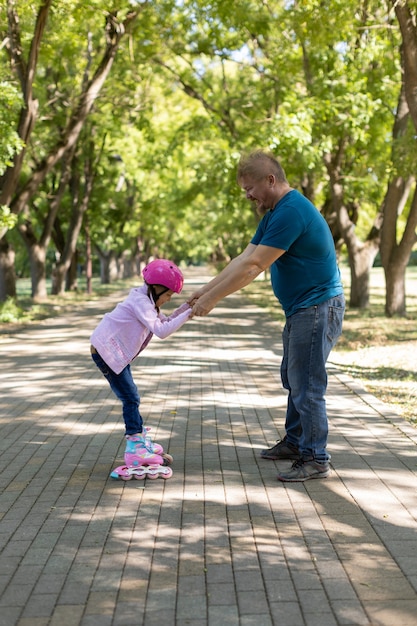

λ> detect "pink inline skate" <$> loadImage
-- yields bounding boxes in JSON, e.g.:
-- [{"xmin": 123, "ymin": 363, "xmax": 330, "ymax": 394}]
[
  {"xmin": 110, "ymin": 430, "xmax": 173, "ymax": 481},
  {"xmin": 142, "ymin": 427, "xmax": 173, "ymax": 463}
]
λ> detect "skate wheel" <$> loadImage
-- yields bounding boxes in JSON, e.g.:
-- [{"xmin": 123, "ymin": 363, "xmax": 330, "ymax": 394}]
[
  {"xmin": 161, "ymin": 466, "xmax": 173, "ymax": 480},
  {"xmin": 155, "ymin": 466, "xmax": 173, "ymax": 480},
  {"xmin": 145, "ymin": 465, "xmax": 173, "ymax": 480},
  {"xmin": 146, "ymin": 465, "xmax": 162, "ymax": 480}
]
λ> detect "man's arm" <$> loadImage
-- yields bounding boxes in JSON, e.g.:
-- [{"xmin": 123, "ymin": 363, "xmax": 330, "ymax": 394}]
[
  {"xmin": 188, "ymin": 244, "xmax": 255, "ymax": 305},
  {"xmin": 192, "ymin": 244, "xmax": 285, "ymax": 316}
]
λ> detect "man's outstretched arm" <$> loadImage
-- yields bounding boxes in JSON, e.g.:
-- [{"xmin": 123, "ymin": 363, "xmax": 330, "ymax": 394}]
[{"xmin": 191, "ymin": 244, "xmax": 285, "ymax": 316}]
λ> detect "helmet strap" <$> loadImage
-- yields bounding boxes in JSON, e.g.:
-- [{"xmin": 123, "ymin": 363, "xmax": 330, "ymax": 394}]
[{"xmin": 147, "ymin": 284, "xmax": 169, "ymax": 310}]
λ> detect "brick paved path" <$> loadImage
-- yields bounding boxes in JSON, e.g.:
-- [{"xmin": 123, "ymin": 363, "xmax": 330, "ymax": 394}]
[{"xmin": 1, "ymin": 270, "xmax": 417, "ymax": 626}]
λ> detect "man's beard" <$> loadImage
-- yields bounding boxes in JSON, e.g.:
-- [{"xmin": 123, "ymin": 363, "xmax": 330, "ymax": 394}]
[{"xmin": 254, "ymin": 201, "xmax": 269, "ymax": 216}]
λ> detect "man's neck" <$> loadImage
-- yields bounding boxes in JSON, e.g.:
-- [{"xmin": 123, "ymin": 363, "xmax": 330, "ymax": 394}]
[{"xmin": 274, "ymin": 184, "xmax": 292, "ymax": 205}]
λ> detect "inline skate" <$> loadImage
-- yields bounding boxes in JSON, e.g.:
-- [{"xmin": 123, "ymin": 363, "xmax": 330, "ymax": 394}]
[
  {"xmin": 141, "ymin": 427, "xmax": 173, "ymax": 464},
  {"xmin": 110, "ymin": 431, "xmax": 173, "ymax": 481}
]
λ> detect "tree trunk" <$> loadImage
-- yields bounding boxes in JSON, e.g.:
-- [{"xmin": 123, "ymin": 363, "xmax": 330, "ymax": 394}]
[
  {"xmin": 382, "ymin": 3, "xmax": 417, "ymax": 317},
  {"xmin": 17, "ymin": 221, "xmax": 48, "ymax": 300},
  {"xmin": 383, "ymin": 183, "xmax": 417, "ymax": 316},
  {"xmin": 379, "ymin": 67, "xmax": 417, "ymax": 317},
  {"xmin": 348, "ymin": 243, "xmax": 378, "ymax": 308},
  {"xmin": 16, "ymin": 153, "xmax": 73, "ymax": 300},
  {"xmin": 393, "ymin": 1, "xmax": 417, "ymax": 130},
  {"xmin": 380, "ymin": 175, "xmax": 413, "ymax": 316},
  {"xmin": 118, "ymin": 250, "xmax": 134, "ymax": 279},
  {"xmin": 385, "ymin": 262, "xmax": 407, "ymax": 317},
  {"xmin": 51, "ymin": 141, "xmax": 98, "ymax": 295},
  {"xmin": 97, "ymin": 249, "xmax": 118, "ymax": 284},
  {"xmin": 28, "ymin": 244, "xmax": 47, "ymax": 301},
  {"xmin": 85, "ymin": 219, "xmax": 92, "ymax": 295},
  {"xmin": 65, "ymin": 252, "xmax": 79, "ymax": 292},
  {"xmin": 53, "ymin": 245, "xmax": 75, "ymax": 295},
  {"xmin": 324, "ymin": 149, "xmax": 381, "ymax": 308},
  {"xmin": 0, "ymin": 237, "xmax": 16, "ymax": 301},
  {"xmin": 52, "ymin": 196, "xmax": 88, "ymax": 295}
]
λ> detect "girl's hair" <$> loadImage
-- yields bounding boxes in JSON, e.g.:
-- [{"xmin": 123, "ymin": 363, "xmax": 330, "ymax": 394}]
[
  {"xmin": 147, "ymin": 283, "xmax": 168, "ymax": 312},
  {"xmin": 237, "ymin": 150, "xmax": 288, "ymax": 184}
]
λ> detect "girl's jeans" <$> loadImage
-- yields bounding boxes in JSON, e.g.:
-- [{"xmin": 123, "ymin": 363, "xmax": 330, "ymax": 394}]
[
  {"xmin": 91, "ymin": 350, "xmax": 143, "ymax": 436},
  {"xmin": 281, "ymin": 295, "xmax": 345, "ymax": 463}
]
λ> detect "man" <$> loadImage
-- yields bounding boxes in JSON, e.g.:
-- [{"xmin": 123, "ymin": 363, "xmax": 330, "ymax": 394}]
[{"xmin": 190, "ymin": 150, "xmax": 345, "ymax": 482}]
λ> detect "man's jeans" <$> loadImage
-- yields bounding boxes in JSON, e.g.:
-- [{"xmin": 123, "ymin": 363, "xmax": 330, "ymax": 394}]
[
  {"xmin": 281, "ymin": 295, "xmax": 345, "ymax": 463},
  {"xmin": 91, "ymin": 351, "xmax": 143, "ymax": 436}
]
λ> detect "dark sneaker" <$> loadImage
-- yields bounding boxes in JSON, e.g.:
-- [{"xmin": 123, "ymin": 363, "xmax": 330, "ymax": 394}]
[
  {"xmin": 260, "ymin": 436, "xmax": 300, "ymax": 460},
  {"xmin": 277, "ymin": 458, "xmax": 330, "ymax": 482}
]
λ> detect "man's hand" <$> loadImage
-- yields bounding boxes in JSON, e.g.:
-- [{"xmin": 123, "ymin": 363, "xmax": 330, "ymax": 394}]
[
  {"xmin": 191, "ymin": 293, "xmax": 216, "ymax": 317},
  {"xmin": 187, "ymin": 288, "xmax": 205, "ymax": 307}
]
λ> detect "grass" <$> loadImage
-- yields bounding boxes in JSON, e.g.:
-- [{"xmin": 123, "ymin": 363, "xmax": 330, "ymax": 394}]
[{"xmin": 245, "ymin": 265, "xmax": 417, "ymax": 427}]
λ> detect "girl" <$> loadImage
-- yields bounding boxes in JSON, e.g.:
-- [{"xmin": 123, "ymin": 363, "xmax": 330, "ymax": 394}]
[{"xmin": 90, "ymin": 259, "xmax": 191, "ymax": 479}]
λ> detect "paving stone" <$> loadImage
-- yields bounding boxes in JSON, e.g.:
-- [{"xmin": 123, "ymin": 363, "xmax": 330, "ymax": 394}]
[{"xmin": 0, "ymin": 269, "xmax": 416, "ymax": 625}]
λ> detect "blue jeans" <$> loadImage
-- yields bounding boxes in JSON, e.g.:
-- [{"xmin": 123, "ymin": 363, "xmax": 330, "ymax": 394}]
[
  {"xmin": 280, "ymin": 295, "xmax": 345, "ymax": 463},
  {"xmin": 91, "ymin": 350, "xmax": 143, "ymax": 436}
]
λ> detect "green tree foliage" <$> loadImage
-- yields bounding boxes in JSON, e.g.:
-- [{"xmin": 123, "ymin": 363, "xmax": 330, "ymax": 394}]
[
  {"xmin": 0, "ymin": 82, "xmax": 23, "ymax": 230},
  {"xmin": 0, "ymin": 0, "xmax": 141, "ymax": 298},
  {"xmin": 146, "ymin": 0, "xmax": 404, "ymax": 311},
  {"xmin": 0, "ymin": 0, "xmax": 415, "ymax": 316},
  {"xmin": 0, "ymin": 83, "xmax": 23, "ymax": 177}
]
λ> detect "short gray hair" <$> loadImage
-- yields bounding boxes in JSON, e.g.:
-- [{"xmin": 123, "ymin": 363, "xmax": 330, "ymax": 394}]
[{"xmin": 237, "ymin": 150, "xmax": 288, "ymax": 184}]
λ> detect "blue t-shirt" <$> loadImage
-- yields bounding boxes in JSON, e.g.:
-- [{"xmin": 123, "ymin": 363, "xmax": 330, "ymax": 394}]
[{"xmin": 251, "ymin": 190, "xmax": 343, "ymax": 317}]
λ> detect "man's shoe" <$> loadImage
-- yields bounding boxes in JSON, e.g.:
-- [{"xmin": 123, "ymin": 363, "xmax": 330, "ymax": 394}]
[
  {"xmin": 260, "ymin": 435, "xmax": 300, "ymax": 460},
  {"xmin": 277, "ymin": 458, "xmax": 330, "ymax": 482}
]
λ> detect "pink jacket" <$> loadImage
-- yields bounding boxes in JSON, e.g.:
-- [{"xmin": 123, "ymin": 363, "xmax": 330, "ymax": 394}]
[{"xmin": 90, "ymin": 284, "xmax": 191, "ymax": 374}]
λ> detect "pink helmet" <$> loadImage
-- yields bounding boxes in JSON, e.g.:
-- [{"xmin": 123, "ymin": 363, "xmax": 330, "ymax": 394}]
[{"xmin": 142, "ymin": 259, "xmax": 184, "ymax": 293}]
